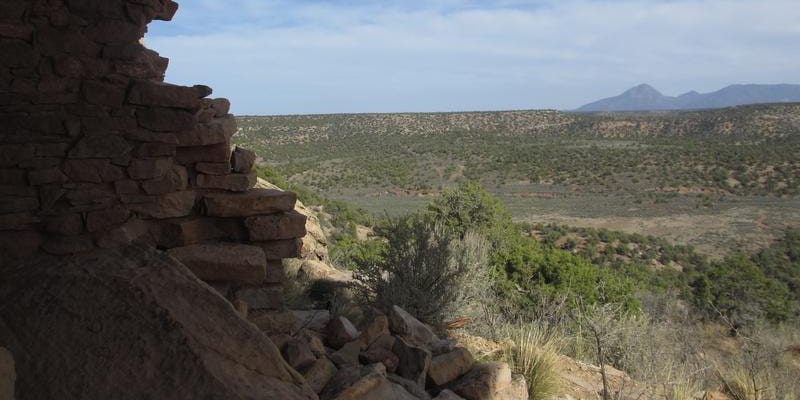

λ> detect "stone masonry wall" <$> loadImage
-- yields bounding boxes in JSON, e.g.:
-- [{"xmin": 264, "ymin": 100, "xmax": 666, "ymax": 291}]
[{"xmin": 0, "ymin": 0, "xmax": 305, "ymax": 331}]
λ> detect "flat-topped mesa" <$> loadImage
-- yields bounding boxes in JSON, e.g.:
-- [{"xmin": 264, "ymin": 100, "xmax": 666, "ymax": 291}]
[{"xmin": 0, "ymin": 0, "xmax": 308, "ymax": 331}]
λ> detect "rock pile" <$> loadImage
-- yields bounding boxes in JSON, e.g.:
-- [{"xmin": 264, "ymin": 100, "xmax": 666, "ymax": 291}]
[
  {"xmin": 273, "ymin": 305, "xmax": 528, "ymax": 400},
  {"xmin": 0, "ymin": 0, "xmax": 307, "ymax": 334}
]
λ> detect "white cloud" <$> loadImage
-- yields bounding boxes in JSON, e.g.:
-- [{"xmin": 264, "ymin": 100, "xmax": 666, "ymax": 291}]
[{"xmin": 146, "ymin": 0, "xmax": 800, "ymax": 114}]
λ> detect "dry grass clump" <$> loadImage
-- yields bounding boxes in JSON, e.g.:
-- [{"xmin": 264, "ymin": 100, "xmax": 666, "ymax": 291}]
[
  {"xmin": 665, "ymin": 382, "xmax": 700, "ymax": 400},
  {"xmin": 500, "ymin": 325, "xmax": 563, "ymax": 400},
  {"xmin": 717, "ymin": 365, "xmax": 760, "ymax": 400}
]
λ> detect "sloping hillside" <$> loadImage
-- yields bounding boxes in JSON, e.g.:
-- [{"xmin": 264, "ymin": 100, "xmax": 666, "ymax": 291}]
[{"xmin": 234, "ymin": 103, "xmax": 800, "ymax": 255}]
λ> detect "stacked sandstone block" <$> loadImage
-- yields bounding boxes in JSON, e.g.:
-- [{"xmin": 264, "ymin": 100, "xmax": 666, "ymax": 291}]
[{"xmin": 0, "ymin": 0, "xmax": 305, "ymax": 331}]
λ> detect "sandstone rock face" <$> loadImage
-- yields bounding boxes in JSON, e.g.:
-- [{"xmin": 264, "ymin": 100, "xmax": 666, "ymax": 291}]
[
  {"xmin": 0, "ymin": 245, "xmax": 315, "ymax": 400},
  {"xmin": 0, "ymin": 347, "xmax": 14, "ymax": 400}
]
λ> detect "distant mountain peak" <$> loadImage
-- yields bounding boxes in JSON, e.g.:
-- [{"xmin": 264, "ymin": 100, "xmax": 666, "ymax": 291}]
[
  {"xmin": 628, "ymin": 83, "xmax": 660, "ymax": 93},
  {"xmin": 621, "ymin": 84, "xmax": 664, "ymax": 100},
  {"xmin": 577, "ymin": 83, "xmax": 800, "ymax": 112}
]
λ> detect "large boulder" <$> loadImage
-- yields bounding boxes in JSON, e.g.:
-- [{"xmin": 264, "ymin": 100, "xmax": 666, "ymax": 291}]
[
  {"xmin": 0, "ymin": 347, "xmax": 14, "ymax": 400},
  {"xmin": 333, "ymin": 371, "xmax": 419, "ymax": 400},
  {"xmin": 448, "ymin": 362, "xmax": 512, "ymax": 400},
  {"xmin": 293, "ymin": 309, "xmax": 331, "ymax": 333},
  {"xmin": 282, "ymin": 338, "xmax": 317, "ymax": 371},
  {"xmin": 393, "ymin": 336, "xmax": 432, "ymax": 388},
  {"xmin": 390, "ymin": 305, "xmax": 437, "ymax": 347},
  {"xmin": 0, "ymin": 245, "xmax": 316, "ymax": 400},
  {"xmin": 428, "ymin": 347, "xmax": 475, "ymax": 387},
  {"xmin": 327, "ymin": 316, "xmax": 360, "ymax": 350},
  {"xmin": 303, "ymin": 356, "xmax": 337, "ymax": 394}
]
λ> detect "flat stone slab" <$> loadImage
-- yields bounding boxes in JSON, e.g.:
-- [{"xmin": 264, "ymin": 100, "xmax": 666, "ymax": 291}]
[
  {"xmin": 126, "ymin": 190, "xmax": 195, "ymax": 219},
  {"xmin": 167, "ymin": 243, "xmax": 267, "ymax": 284},
  {"xmin": 252, "ymin": 238, "xmax": 303, "ymax": 260},
  {"xmin": 153, "ymin": 216, "xmax": 241, "ymax": 249},
  {"xmin": 201, "ymin": 189, "xmax": 296, "ymax": 217},
  {"xmin": 245, "ymin": 211, "xmax": 307, "ymax": 241},
  {"xmin": 196, "ymin": 171, "xmax": 256, "ymax": 192}
]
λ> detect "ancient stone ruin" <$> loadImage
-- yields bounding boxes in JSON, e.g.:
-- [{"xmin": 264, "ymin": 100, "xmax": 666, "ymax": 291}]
[
  {"xmin": 0, "ymin": 0, "xmax": 314, "ymax": 397},
  {"xmin": 0, "ymin": 0, "xmax": 307, "ymax": 323},
  {"xmin": 0, "ymin": 1, "xmax": 527, "ymax": 399}
]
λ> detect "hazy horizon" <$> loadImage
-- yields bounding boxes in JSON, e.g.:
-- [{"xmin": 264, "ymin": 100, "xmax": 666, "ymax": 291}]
[{"xmin": 147, "ymin": 0, "xmax": 800, "ymax": 115}]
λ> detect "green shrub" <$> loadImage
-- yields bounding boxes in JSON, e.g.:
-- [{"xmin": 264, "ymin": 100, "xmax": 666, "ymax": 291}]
[{"xmin": 352, "ymin": 215, "xmax": 491, "ymax": 325}]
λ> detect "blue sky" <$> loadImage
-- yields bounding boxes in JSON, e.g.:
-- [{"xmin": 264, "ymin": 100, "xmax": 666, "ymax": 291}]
[{"xmin": 146, "ymin": 0, "xmax": 800, "ymax": 115}]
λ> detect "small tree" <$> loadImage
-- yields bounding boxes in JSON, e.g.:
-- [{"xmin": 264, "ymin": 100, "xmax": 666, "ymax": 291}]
[
  {"xmin": 576, "ymin": 302, "xmax": 627, "ymax": 400},
  {"xmin": 427, "ymin": 181, "xmax": 512, "ymax": 240}
]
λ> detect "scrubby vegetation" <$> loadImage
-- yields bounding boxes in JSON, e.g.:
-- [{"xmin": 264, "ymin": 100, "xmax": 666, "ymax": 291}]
[
  {"xmin": 237, "ymin": 104, "xmax": 800, "ymax": 257},
  {"xmin": 251, "ymin": 107, "xmax": 800, "ymax": 397},
  {"xmin": 279, "ymin": 173, "xmax": 799, "ymax": 398},
  {"xmin": 237, "ymin": 104, "xmax": 800, "ymax": 198}
]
